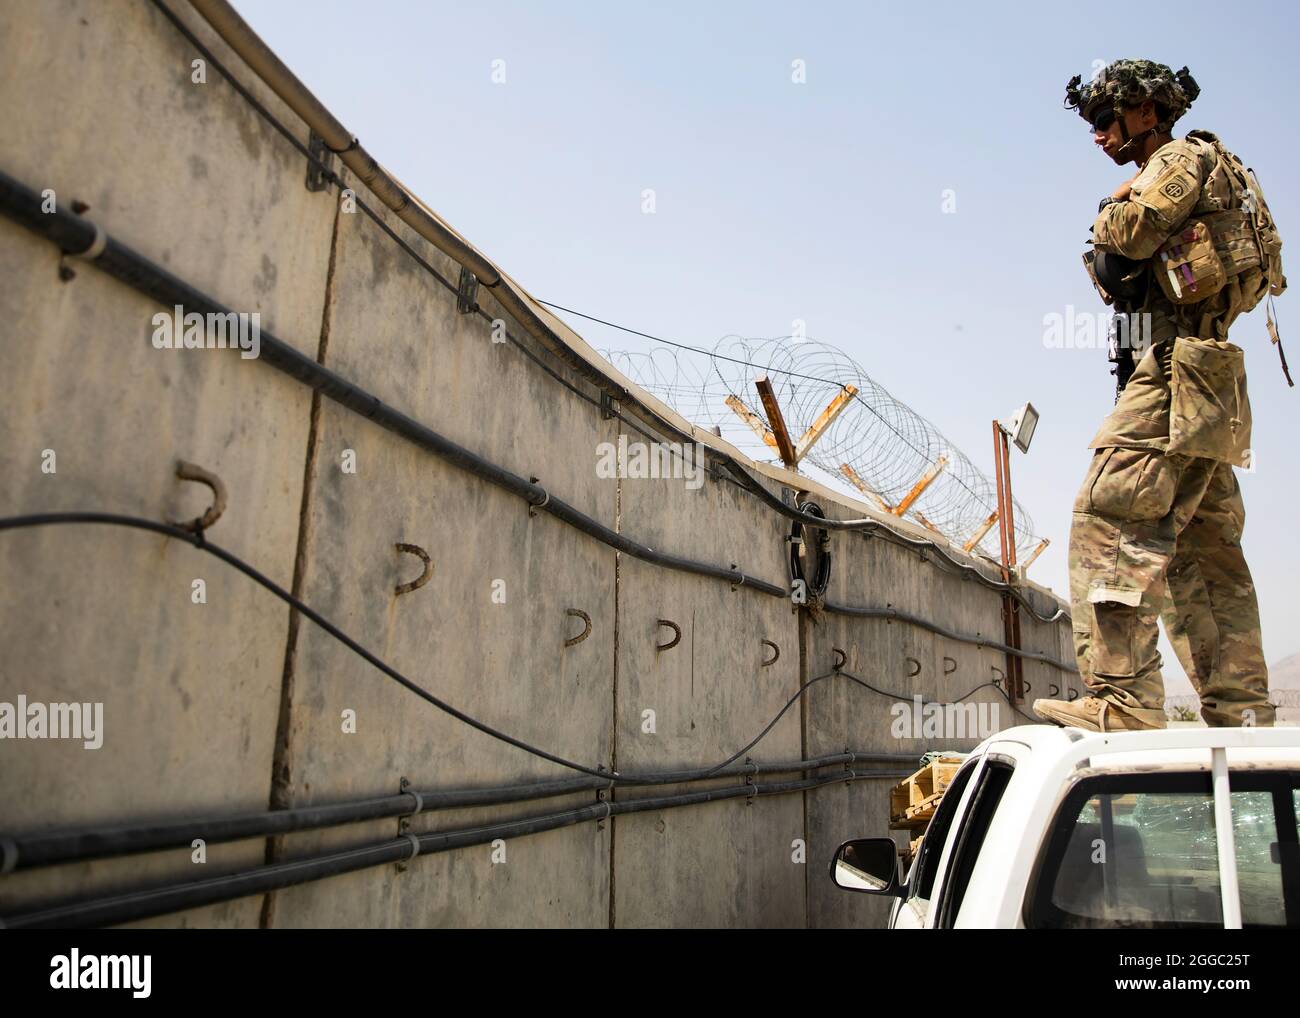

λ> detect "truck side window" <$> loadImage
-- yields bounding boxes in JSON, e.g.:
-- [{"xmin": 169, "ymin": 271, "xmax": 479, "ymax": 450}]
[
  {"xmin": 1228, "ymin": 777, "xmax": 1300, "ymax": 926},
  {"xmin": 910, "ymin": 759, "xmax": 978, "ymax": 902},
  {"xmin": 1025, "ymin": 771, "xmax": 1300, "ymax": 929},
  {"xmin": 936, "ymin": 759, "xmax": 1014, "ymax": 928}
]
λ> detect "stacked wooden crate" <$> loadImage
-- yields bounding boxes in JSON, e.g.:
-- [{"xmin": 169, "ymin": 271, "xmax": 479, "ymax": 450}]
[{"xmin": 889, "ymin": 754, "xmax": 965, "ymax": 864}]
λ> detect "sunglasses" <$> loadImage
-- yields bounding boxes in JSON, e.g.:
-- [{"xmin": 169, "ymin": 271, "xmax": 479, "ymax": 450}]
[{"xmin": 1090, "ymin": 108, "xmax": 1117, "ymax": 133}]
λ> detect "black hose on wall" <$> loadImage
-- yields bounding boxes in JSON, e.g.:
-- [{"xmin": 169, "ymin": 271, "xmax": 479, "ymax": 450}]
[
  {"xmin": 0, "ymin": 166, "xmax": 1065, "ymax": 926},
  {"xmin": 154, "ymin": 0, "xmax": 1068, "ymax": 627},
  {"xmin": 0, "ymin": 768, "xmax": 910, "ymax": 930},
  {"xmin": 0, "ymin": 168, "xmax": 1077, "ymax": 674},
  {"xmin": 0, "ymin": 170, "xmax": 785, "ymax": 596},
  {"xmin": 5, "ymin": 751, "xmax": 912, "ymax": 872}
]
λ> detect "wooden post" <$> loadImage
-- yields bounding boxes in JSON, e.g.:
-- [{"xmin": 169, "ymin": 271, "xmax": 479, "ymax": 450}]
[
  {"xmin": 754, "ymin": 376, "xmax": 798, "ymax": 469},
  {"xmin": 726, "ymin": 383, "xmax": 857, "ymax": 470},
  {"xmin": 963, "ymin": 510, "xmax": 999, "ymax": 553},
  {"xmin": 724, "ymin": 394, "xmax": 778, "ymax": 450},
  {"xmin": 1020, "ymin": 538, "xmax": 1050, "ymax": 574},
  {"xmin": 912, "ymin": 511, "xmax": 947, "ymax": 538},
  {"xmin": 839, "ymin": 464, "xmax": 894, "ymax": 513},
  {"xmin": 893, "ymin": 453, "xmax": 948, "ymax": 517},
  {"xmin": 794, "ymin": 385, "xmax": 858, "ymax": 462}
]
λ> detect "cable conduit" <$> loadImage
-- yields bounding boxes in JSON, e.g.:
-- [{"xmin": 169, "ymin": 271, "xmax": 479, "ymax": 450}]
[
  {"xmin": 0, "ymin": 768, "xmax": 910, "ymax": 930},
  {"xmin": 0, "ymin": 170, "xmax": 1076, "ymax": 676},
  {"xmin": 170, "ymin": 0, "xmax": 1067, "ymax": 626},
  {"xmin": 4, "ymin": 752, "xmax": 913, "ymax": 871}
]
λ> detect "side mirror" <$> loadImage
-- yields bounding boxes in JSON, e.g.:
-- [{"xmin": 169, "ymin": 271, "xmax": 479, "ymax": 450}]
[{"xmin": 830, "ymin": 838, "xmax": 902, "ymax": 896}]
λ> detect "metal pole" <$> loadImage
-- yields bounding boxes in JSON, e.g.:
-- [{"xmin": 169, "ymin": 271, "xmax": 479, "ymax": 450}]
[
  {"xmin": 1212, "ymin": 747, "xmax": 1243, "ymax": 928},
  {"xmin": 993, "ymin": 423, "xmax": 1024, "ymax": 702}
]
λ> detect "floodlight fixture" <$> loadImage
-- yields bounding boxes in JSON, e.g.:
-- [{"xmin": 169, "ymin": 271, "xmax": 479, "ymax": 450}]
[{"xmin": 1000, "ymin": 402, "xmax": 1039, "ymax": 454}]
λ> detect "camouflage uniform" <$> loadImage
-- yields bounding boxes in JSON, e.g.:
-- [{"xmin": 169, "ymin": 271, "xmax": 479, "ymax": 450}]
[{"xmin": 1061, "ymin": 62, "xmax": 1279, "ymax": 727}]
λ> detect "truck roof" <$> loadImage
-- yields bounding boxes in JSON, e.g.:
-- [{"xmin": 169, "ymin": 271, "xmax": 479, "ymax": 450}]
[{"xmin": 975, "ymin": 724, "xmax": 1300, "ymax": 774}]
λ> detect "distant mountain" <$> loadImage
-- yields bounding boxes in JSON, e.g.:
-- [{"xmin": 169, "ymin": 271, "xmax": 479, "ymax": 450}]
[
  {"xmin": 1165, "ymin": 650, "xmax": 1300, "ymax": 704},
  {"xmin": 1271, "ymin": 652, "xmax": 1300, "ymax": 690}
]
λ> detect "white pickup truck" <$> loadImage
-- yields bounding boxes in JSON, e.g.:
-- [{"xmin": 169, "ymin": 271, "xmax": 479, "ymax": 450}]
[{"xmin": 831, "ymin": 725, "xmax": 1300, "ymax": 928}]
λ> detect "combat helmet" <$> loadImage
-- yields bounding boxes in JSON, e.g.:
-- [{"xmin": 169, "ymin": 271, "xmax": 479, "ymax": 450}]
[{"xmin": 1065, "ymin": 59, "xmax": 1200, "ymax": 156}]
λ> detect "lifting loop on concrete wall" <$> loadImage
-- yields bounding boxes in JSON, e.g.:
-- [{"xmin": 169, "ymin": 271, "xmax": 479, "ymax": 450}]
[
  {"xmin": 943, "ymin": 656, "xmax": 957, "ymax": 675},
  {"xmin": 564, "ymin": 608, "xmax": 591, "ymax": 647},
  {"xmin": 14, "ymin": 13, "xmax": 1071, "ymax": 627},
  {"xmin": 1049, "ymin": 684, "xmax": 1060, "ymax": 697},
  {"xmin": 832, "ymin": 647, "xmax": 847, "ymax": 672},
  {"xmin": 0, "ymin": 167, "xmax": 1082, "ymax": 674},
  {"xmin": 905, "ymin": 656, "xmax": 921, "ymax": 677},
  {"xmin": 656, "ymin": 619, "xmax": 682, "ymax": 652},
  {"xmin": 393, "ymin": 542, "xmax": 433, "ymax": 596},
  {"xmin": 167, "ymin": 460, "xmax": 226, "ymax": 536},
  {"xmin": 761, "ymin": 639, "xmax": 780, "ymax": 667},
  {"xmin": 1068, "ymin": 687, "xmax": 1080, "ymax": 701}
]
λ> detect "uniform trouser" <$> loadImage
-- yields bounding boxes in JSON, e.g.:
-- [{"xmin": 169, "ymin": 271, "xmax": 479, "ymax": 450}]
[
  {"xmin": 1069, "ymin": 448, "xmax": 1273, "ymax": 727},
  {"xmin": 1161, "ymin": 461, "xmax": 1273, "ymax": 726},
  {"xmin": 1069, "ymin": 269, "xmax": 1272, "ymax": 725}
]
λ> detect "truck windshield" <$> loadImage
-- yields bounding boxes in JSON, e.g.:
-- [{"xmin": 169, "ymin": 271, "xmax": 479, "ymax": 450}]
[{"xmin": 1026, "ymin": 771, "xmax": 1300, "ymax": 929}]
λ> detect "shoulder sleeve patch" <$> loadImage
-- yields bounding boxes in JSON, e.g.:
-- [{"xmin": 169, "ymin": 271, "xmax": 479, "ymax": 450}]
[{"xmin": 1133, "ymin": 159, "xmax": 1200, "ymax": 226}]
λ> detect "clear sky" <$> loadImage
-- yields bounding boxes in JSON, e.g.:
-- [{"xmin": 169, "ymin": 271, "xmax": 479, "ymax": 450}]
[{"xmin": 237, "ymin": 0, "xmax": 1300, "ymax": 691}]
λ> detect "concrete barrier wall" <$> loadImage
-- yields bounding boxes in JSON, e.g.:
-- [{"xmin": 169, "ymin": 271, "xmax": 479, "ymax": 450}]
[{"xmin": 0, "ymin": 0, "xmax": 1073, "ymax": 928}]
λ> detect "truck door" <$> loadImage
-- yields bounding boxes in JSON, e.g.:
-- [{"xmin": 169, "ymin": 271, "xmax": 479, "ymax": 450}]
[
  {"xmin": 895, "ymin": 754, "xmax": 982, "ymax": 928},
  {"xmin": 931, "ymin": 755, "xmax": 1016, "ymax": 928}
]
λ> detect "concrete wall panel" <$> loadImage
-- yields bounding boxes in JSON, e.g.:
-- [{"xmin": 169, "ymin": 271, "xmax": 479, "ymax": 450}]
[
  {"xmin": 0, "ymin": 0, "xmax": 1075, "ymax": 929},
  {"xmin": 803, "ymin": 499, "xmax": 1070, "ymax": 927},
  {"xmin": 262, "ymin": 186, "xmax": 619, "ymax": 926}
]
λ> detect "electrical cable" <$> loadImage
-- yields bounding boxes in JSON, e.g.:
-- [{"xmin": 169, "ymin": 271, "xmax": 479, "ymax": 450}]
[
  {"xmin": 0, "ymin": 165, "xmax": 1073, "ymax": 652},
  {"xmin": 723, "ymin": 459, "xmax": 1068, "ymax": 626},
  {"xmin": 553, "ymin": 307, "xmax": 1039, "ymax": 549},
  {"xmin": 1, "ymin": 765, "xmax": 912, "ymax": 930},
  {"xmin": 837, "ymin": 669, "xmax": 1041, "ymax": 726},
  {"xmin": 146, "ymin": 0, "xmax": 1069, "ymax": 626},
  {"xmin": 0, "ymin": 513, "xmax": 1042, "ymax": 789},
  {"xmin": 4, "ymin": 749, "xmax": 913, "ymax": 872},
  {"xmin": 788, "ymin": 498, "xmax": 831, "ymax": 599}
]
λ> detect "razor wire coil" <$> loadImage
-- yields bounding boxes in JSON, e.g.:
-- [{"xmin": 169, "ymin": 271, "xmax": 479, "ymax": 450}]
[{"xmin": 603, "ymin": 335, "xmax": 1040, "ymax": 557}]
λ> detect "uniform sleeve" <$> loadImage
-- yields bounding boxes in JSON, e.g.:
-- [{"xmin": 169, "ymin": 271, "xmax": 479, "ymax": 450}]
[{"xmin": 1091, "ymin": 151, "xmax": 1203, "ymax": 261}]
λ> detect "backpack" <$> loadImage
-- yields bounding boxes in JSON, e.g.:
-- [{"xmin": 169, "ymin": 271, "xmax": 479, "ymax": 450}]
[{"xmin": 1186, "ymin": 129, "xmax": 1290, "ymax": 383}]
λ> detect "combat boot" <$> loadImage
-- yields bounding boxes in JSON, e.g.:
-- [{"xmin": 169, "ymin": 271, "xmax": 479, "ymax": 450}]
[{"xmin": 1032, "ymin": 696, "xmax": 1166, "ymax": 732}]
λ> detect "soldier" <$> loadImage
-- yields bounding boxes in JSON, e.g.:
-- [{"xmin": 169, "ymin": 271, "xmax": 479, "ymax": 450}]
[{"xmin": 1033, "ymin": 59, "xmax": 1287, "ymax": 732}]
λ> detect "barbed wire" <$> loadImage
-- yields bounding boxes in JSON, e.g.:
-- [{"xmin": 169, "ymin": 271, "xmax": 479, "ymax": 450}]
[{"xmin": 603, "ymin": 335, "xmax": 1041, "ymax": 557}]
